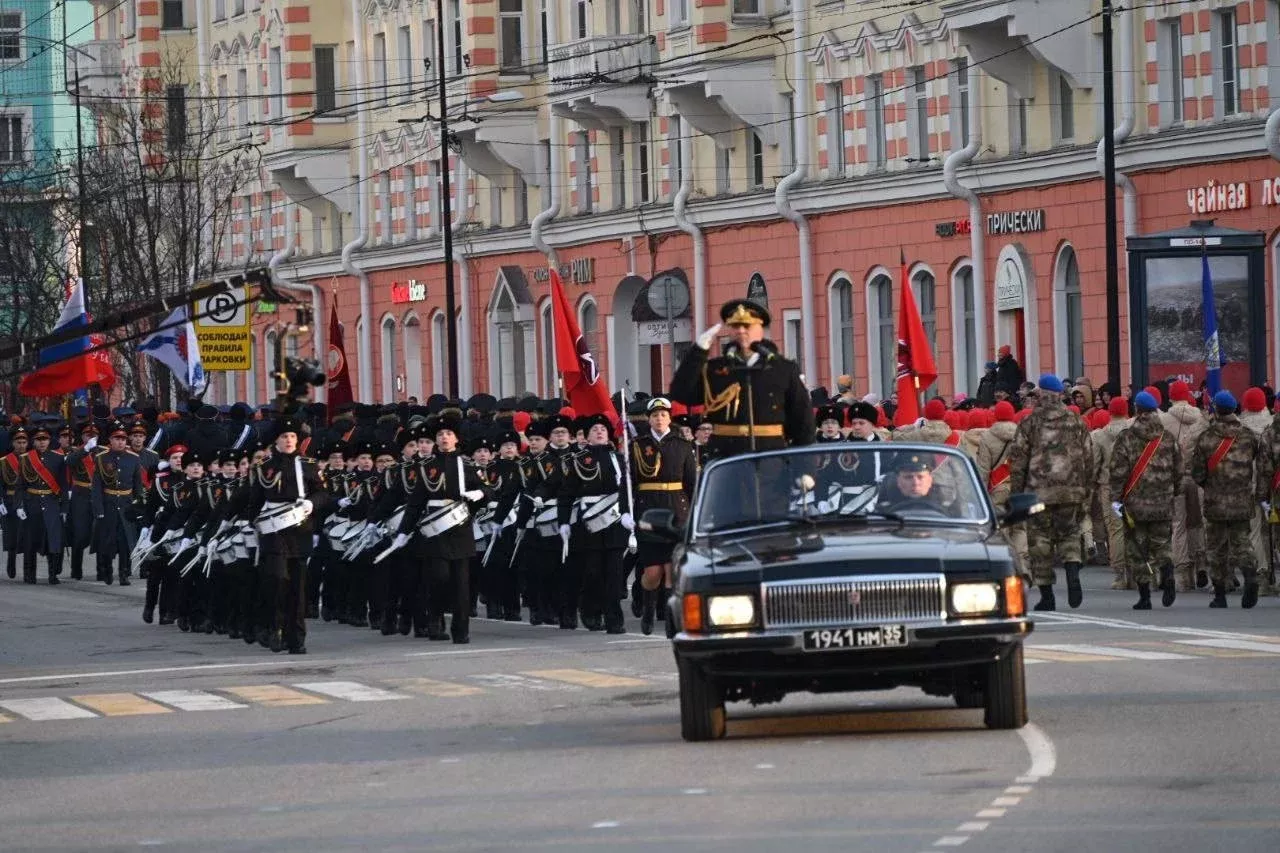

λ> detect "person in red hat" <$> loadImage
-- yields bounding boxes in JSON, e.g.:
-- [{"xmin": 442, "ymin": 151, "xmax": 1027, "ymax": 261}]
[
  {"xmin": 995, "ymin": 344, "xmax": 1024, "ymax": 393},
  {"xmin": 976, "ymin": 401, "xmax": 1027, "ymax": 580},
  {"xmin": 1159, "ymin": 381, "xmax": 1209, "ymax": 591},
  {"xmin": 1238, "ymin": 387, "xmax": 1274, "ymax": 593},
  {"xmin": 893, "ymin": 397, "xmax": 957, "ymax": 446}
]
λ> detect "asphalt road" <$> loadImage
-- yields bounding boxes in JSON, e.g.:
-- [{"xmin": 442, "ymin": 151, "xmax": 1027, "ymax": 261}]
[{"xmin": 2, "ymin": 567, "xmax": 1279, "ymax": 853}]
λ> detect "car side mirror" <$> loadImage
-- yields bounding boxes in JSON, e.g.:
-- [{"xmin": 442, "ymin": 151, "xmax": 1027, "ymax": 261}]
[
  {"xmin": 639, "ymin": 508, "xmax": 683, "ymax": 541},
  {"xmin": 1000, "ymin": 492, "xmax": 1045, "ymax": 527}
]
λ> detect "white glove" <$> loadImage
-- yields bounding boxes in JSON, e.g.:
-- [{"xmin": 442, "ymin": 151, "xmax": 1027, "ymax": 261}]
[
  {"xmin": 301, "ymin": 499, "xmax": 313, "ymax": 515},
  {"xmin": 1111, "ymin": 502, "xmax": 1123, "ymax": 517},
  {"xmin": 0, "ymin": 503, "xmax": 8, "ymax": 518},
  {"xmin": 1262, "ymin": 501, "xmax": 1272, "ymax": 516},
  {"xmin": 16, "ymin": 508, "xmax": 26, "ymax": 521},
  {"xmin": 696, "ymin": 322, "xmax": 723, "ymax": 351},
  {"xmin": 141, "ymin": 526, "xmax": 152, "ymax": 540},
  {"xmin": 463, "ymin": 489, "xmax": 485, "ymax": 502},
  {"xmin": 179, "ymin": 537, "xmax": 195, "ymax": 553},
  {"xmin": 157, "ymin": 461, "xmax": 169, "ymax": 471},
  {"xmin": 531, "ymin": 496, "xmax": 545, "ymax": 509},
  {"xmin": 337, "ymin": 497, "xmax": 352, "ymax": 510},
  {"xmin": 558, "ymin": 524, "xmax": 571, "ymax": 540},
  {"xmin": 392, "ymin": 532, "xmax": 410, "ymax": 550},
  {"xmin": 620, "ymin": 512, "xmax": 635, "ymax": 531},
  {"xmin": 84, "ymin": 436, "xmax": 97, "ymax": 451},
  {"xmin": 312, "ymin": 535, "xmax": 319, "ymax": 548}
]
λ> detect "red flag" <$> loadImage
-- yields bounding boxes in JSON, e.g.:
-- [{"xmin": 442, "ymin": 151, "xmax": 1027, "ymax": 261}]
[
  {"xmin": 893, "ymin": 251, "xmax": 938, "ymax": 427},
  {"xmin": 549, "ymin": 269, "xmax": 616, "ymax": 429},
  {"xmin": 325, "ymin": 301, "xmax": 353, "ymax": 412}
]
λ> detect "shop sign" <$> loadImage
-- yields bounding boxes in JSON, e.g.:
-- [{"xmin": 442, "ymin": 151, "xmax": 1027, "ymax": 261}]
[
  {"xmin": 935, "ymin": 218, "xmax": 972, "ymax": 238},
  {"xmin": 193, "ymin": 286, "xmax": 251, "ymax": 371},
  {"xmin": 1258, "ymin": 178, "xmax": 1280, "ymax": 207},
  {"xmin": 1186, "ymin": 180, "xmax": 1249, "ymax": 214},
  {"xmin": 531, "ymin": 257, "xmax": 595, "ymax": 285},
  {"xmin": 256, "ymin": 301, "xmax": 277, "ymax": 314},
  {"xmin": 746, "ymin": 272, "xmax": 768, "ymax": 307},
  {"xmin": 994, "ymin": 257, "xmax": 1026, "ymax": 312},
  {"xmin": 986, "ymin": 209, "xmax": 1045, "ymax": 235},
  {"xmin": 637, "ymin": 318, "xmax": 692, "ymax": 346},
  {"xmin": 391, "ymin": 279, "xmax": 427, "ymax": 304}
]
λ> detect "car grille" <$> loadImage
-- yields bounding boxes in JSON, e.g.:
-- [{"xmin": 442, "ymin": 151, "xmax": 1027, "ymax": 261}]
[{"xmin": 761, "ymin": 574, "xmax": 947, "ymax": 629}]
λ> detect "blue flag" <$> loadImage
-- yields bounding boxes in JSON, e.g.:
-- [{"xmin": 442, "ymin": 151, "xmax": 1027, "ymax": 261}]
[{"xmin": 1201, "ymin": 249, "xmax": 1222, "ymax": 395}]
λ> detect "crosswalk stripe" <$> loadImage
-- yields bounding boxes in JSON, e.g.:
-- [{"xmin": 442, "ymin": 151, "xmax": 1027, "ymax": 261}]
[
  {"xmin": 1024, "ymin": 648, "xmax": 1116, "ymax": 663},
  {"xmin": 386, "ymin": 677, "xmax": 486, "ymax": 698},
  {"xmin": 141, "ymin": 690, "xmax": 247, "ymax": 712},
  {"xmin": 222, "ymin": 685, "xmax": 330, "ymax": 707},
  {"xmin": 0, "ymin": 712, "xmax": 9, "ymax": 723},
  {"xmin": 1033, "ymin": 643, "xmax": 1194, "ymax": 661},
  {"xmin": 71, "ymin": 693, "xmax": 173, "ymax": 717},
  {"xmin": 292, "ymin": 681, "xmax": 409, "ymax": 702},
  {"xmin": 521, "ymin": 669, "xmax": 649, "ymax": 688},
  {"xmin": 1176, "ymin": 638, "xmax": 1280, "ymax": 655},
  {"xmin": 0, "ymin": 697, "xmax": 99, "ymax": 721},
  {"xmin": 468, "ymin": 673, "xmax": 578, "ymax": 691}
]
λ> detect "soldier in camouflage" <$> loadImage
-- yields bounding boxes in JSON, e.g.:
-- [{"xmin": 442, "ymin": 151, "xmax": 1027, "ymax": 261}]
[
  {"xmin": 1096, "ymin": 397, "xmax": 1134, "ymax": 589},
  {"xmin": 1160, "ymin": 381, "xmax": 1209, "ymax": 591},
  {"xmin": 1007, "ymin": 375, "xmax": 1093, "ymax": 611},
  {"xmin": 1255, "ymin": 410, "xmax": 1280, "ymax": 590},
  {"xmin": 1108, "ymin": 392, "xmax": 1182, "ymax": 610},
  {"xmin": 1190, "ymin": 391, "xmax": 1264, "ymax": 608}
]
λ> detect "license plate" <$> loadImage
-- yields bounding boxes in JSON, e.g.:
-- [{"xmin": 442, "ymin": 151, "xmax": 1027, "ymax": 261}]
[{"xmin": 802, "ymin": 624, "xmax": 908, "ymax": 651}]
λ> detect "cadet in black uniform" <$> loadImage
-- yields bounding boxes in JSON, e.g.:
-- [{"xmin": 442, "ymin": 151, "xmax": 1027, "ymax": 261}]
[
  {"xmin": 140, "ymin": 445, "xmax": 186, "ymax": 624},
  {"xmin": 91, "ymin": 421, "xmax": 147, "ymax": 585},
  {"xmin": 629, "ymin": 397, "xmax": 698, "ymax": 634},
  {"xmin": 516, "ymin": 415, "xmax": 575, "ymax": 627},
  {"xmin": 669, "ymin": 299, "xmax": 814, "ymax": 459},
  {"xmin": 20, "ymin": 424, "xmax": 68, "ymax": 585},
  {"xmin": 483, "ymin": 430, "xmax": 525, "ymax": 621}
]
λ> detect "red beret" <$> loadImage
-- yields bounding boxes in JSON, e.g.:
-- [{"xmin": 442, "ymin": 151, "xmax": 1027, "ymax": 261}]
[
  {"xmin": 924, "ymin": 398, "xmax": 947, "ymax": 421},
  {"xmin": 1143, "ymin": 386, "xmax": 1163, "ymax": 406},
  {"xmin": 1091, "ymin": 411, "xmax": 1112, "ymax": 430},
  {"xmin": 1067, "ymin": 404, "xmax": 1081, "ymax": 415},
  {"xmin": 1243, "ymin": 387, "xmax": 1266, "ymax": 412},
  {"xmin": 512, "ymin": 411, "xmax": 532, "ymax": 432},
  {"xmin": 1169, "ymin": 380, "xmax": 1193, "ymax": 404},
  {"xmin": 559, "ymin": 406, "xmax": 577, "ymax": 419},
  {"xmin": 1109, "ymin": 397, "xmax": 1129, "ymax": 418},
  {"xmin": 993, "ymin": 401, "xmax": 1016, "ymax": 422}
]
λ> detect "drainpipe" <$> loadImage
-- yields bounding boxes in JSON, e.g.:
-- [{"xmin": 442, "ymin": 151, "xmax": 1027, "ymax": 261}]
[
  {"xmin": 452, "ymin": 155, "xmax": 474, "ymax": 395},
  {"xmin": 942, "ymin": 56, "xmax": 986, "ymax": 393},
  {"xmin": 267, "ymin": 201, "xmax": 326, "ymax": 402},
  {"xmin": 529, "ymin": 0, "xmax": 561, "ymax": 269},
  {"xmin": 341, "ymin": 0, "xmax": 372, "ymax": 401},
  {"xmin": 672, "ymin": 128, "xmax": 706, "ymax": 336},
  {"xmin": 1096, "ymin": 9, "xmax": 1137, "ymax": 238},
  {"xmin": 1267, "ymin": 107, "xmax": 1280, "ymax": 383},
  {"xmin": 772, "ymin": 0, "xmax": 815, "ymax": 385}
]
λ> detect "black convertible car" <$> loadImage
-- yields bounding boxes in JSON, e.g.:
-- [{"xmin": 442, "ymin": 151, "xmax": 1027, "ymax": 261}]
[{"xmin": 640, "ymin": 443, "xmax": 1042, "ymax": 742}]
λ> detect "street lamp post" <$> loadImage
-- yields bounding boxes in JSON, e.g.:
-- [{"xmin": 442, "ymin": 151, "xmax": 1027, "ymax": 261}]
[
  {"xmin": 1102, "ymin": 0, "xmax": 1121, "ymax": 391},
  {"xmin": 435, "ymin": 0, "xmax": 459, "ymax": 400}
]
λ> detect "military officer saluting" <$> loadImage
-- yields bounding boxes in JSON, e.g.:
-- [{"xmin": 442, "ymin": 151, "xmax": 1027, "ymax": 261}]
[
  {"xmin": 91, "ymin": 421, "xmax": 147, "ymax": 586},
  {"xmin": 20, "ymin": 424, "xmax": 68, "ymax": 585},
  {"xmin": 670, "ymin": 299, "xmax": 814, "ymax": 459}
]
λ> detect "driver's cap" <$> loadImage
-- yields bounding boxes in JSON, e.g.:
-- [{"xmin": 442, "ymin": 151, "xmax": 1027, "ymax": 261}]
[{"xmin": 896, "ymin": 454, "xmax": 931, "ymax": 473}]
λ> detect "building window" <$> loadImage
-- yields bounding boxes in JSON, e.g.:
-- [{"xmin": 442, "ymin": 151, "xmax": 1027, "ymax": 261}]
[
  {"xmin": 715, "ymin": 146, "xmax": 731, "ymax": 195},
  {"xmin": 829, "ymin": 276, "xmax": 855, "ymax": 384},
  {"xmin": 314, "ymin": 46, "xmax": 337, "ymax": 113},
  {"xmin": 451, "ymin": 0, "xmax": 463, "ymax": 75},
  {"xmin": 404, "ymin": 315, "xmax": 424, "ymax": 400},
  {"xmin": 1057, "ymin": 246, "xmax": 1084, "ymax": 380},
  {"xmin": 236, "ymin": 69, "xmax": 249, "ymax": 135},
  {"xmin": 0, "ymin": 115, "xmax": 22, "ymax": 163},
  {"xmin": 783, "ymin": 91, "xmax": 796, "ymax": 171},
  {"xmin": 166, "ymin": 86, "xmax": 186, "ymax": 151},
  {"xmin": 501, "ymin": 0, "xmax": 523, "ymax": 68},
  {"xmin": 1161, "ymin": 19, "xmax": 1183, "ymax": 124},
  {"xmin": 233, "ymin": 0, "xmax": 245, "ymax": 15},
  {"xmin": 217, "ymin": 76, "xmax": 229, "ymax": 141},
  {"xmin": 1009, "ymin": 94, "xmax": 1029, "ymax": 153},
  {"xmin": 952, "ymin": 57, "xmax": 970, "ymax": 149},
  {"xmin": 825, "ymin": 83, "xmax": 845, "ymax": 174},
  {"xmin": 954, "ymin": 265, "xmax": 977, "ymax": 394},
  {"xmin": 398, "ymin": 26, "xmax": 413, "ymax": 99},
  {"xmin": 1219, "ymin": 9, "xmax": 1239, "ymax": 115},
  {"xmin": 611, "ymin": 128, "xmax": 626, "ymax": 208},
  {"xmin": 673, "ymin": 0, "xmax": 689, "ymax": 26},
  {"xmin": 783, "ymin": 309, "xmax": 803, "ymax": 363},
  {"xmin": 750, "ymin": 132, "xmax": 764, "ymax": 187},
  {"xmin": 733, "ymin": 0, "xmax": 759, "ymax": 13},
  {"xmin": 637, "ymin": 122, "xmax": 651, "ymax": 203},
  {"xmin": 579, "ymin": 298, "xmax": 599, "ymax": 377},
  {"xmin": 269, "ymin": 47, "xmax": 283, "ymax": 117},
  {"xmin": 490, "ymin": 180, "xmax": 504, "ymax": 228},
  {"xmin": 911, "ymin": 269, "xmax": 937, "ymax": 354},
  {"xmin": 431, "ymin": 311, "xmax": 446, "ymax": 393},
  {"xmin": 372, "ymin": 33, "xmax": 388, "ymax": 104},
  {"xmin": 539, "ymin": 300, "xmax": 555, "ymax": 395},
  {"xmin": 161, "ymin": 0, "xmax": 183, "ymax": 29},
  {"xmin": 423, "ymin": 19, "xmax": 436, "ymax": 85},
  {"xmin": 668, "ymin": 115, "xmax": 682, "ymax": 194},
  {"xmin": 380, "ymin": 315, "xmax": 397, "ymax": 402},
  {"xmin": 1056, "ymin": 74, "xmax": 1074, "ymax": 141},
  {"xmin": 909, "ymin": 66, "xmax": 929, "ymax": 163},
  {"xmin": 575, "ymin": 0, "xmax": 588, "ymax": 39},
  {"xmin": 379, "ymin": 172, "xmax": 392, "ymax": 243},
  {"xmin": 214, "ymin": 0, "xmax": 225, "ymax": 22},
  {"xmin": 404, "ymin": 167, "xmax": 418, "ymax": 241},
  {"xmin": 869, "ymin": 273, "xmax": 894, "ymax": 396},
  {"xmin": 516, "ymin": 176, "xmax": 529, "ymax": 225},
  {"xmin": 490, "ymin": 285, "xmax": 531, "ymax": 396},
  {"xmin": 574, "ymin": 131, "xmax": 591, "ymax": 213},
  {"xmin": 0, "ymin": 13, "xmax": 20, "ymax": 61},
  {"xmin": 540, "ymin": 0, "xmax": 548, "ymax": 63},
  {"xmin": 867, "ymin": 74, "xmax": 886, "ymax": 169}
]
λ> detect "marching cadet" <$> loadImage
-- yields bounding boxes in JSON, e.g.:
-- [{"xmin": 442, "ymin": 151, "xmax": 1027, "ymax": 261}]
[
  {"xmin": 1007, "ymin": 375, "xmax": 1093, "ymax": 612},
  {"xmin": 670, "ymin": 299, "xmax": 814, "ymax": 459},
  {"xmin": 140, "ymin": 445, "xmax": 186, "ymax": 625},
  {"xmin": 1160, "ymin": 382, "xmax": 1210, "ymax": 590},
  {"xmin": 466, "ymin": 435, "xmax": 501, "ymax": 619},
  {"xmin": 484, "ymin": 430, "xmax": 526, "ymax": 621},
  {"xmin": 65, "ymin": 423, "xmax": 100, "ymax": 581},
  {"xmin": 91, "ymin": 421, "xmax": 146, "ymax": 586},
  {"xmin": 1, "ymin": 427, "xmax": 28, "ymax": 580},
  {"xmin": 1190, "ymin": 391, "xmax": 1264, "ymax": 609},
  {"xmin": 20, "ymin": 424, "xmax": 68, "ymax": 585},
  {"xmin": 1108, "ymin": 391, "xmax": 1182, "ymax": 610},
  {"xmin": 334, "ymin": 441, "xmax": 377, "ymax": 627},
  {"xmin": 629, "ymin": 397, "xmax": 698, "ymax": 635},
  {"xmin": 316, "ymin": 442, "xmax": 351, "ymax": 623},
  {"xmin": 165, "ymin": 450, "xmax": 209, "ymax": 632},
  {"xmin": 244, "ymin": 414, "xmax": 328, "ymax": 654},
  {"xmin": 1099, "ymin": 398, "xmax": 1135, "ymax": 589},
  {"xmin": 1256, "ymin": 409, "xmax": 1280, "ymax": 592},
  {"xmin": 368, "ymin": 429, "xmax": 421, "ymax": 636},
  {"xmin": 528, "ymin": 414, "xmax": 577, "ymax": 627},
  {"xmin": 558, "ymin": 414, "xmax": 632, "ymax": 634},
  {"xmin": 366, "ymin": 442, "xmax": 400, "ymax": 634}
]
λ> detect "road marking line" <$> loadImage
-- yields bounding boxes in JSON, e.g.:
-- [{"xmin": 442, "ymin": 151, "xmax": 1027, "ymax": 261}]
[
  {"xmin": 0, "ymin": 697, "xmax": 98, "ymax": 721},
  {"xmin": 1004, "ymin": 785, "xmax": 1033, "ymax": 794},
  {"xmin": 956, "ymin": 822, "xmax": 989, "ymax": 832},
  {"xmin": 591, "ymin": 821, "xmax": 620, "ymax": 829},
  {"xmin": 222, "ymin": 685, "xmax": 329, "ymax": 707},
  {"xmin": 1036, "ymin": 612, "xmax": 1280, "ymax": 643},
  {"xmin": 521, "ymin": 669, "xmax": 648, "ymax": 688},
  {"xmin": 1019, "ymin": 723, "xmax": 1056, "ymax": 779},
  {"xmin": 1015, "ymin": 776, "xmax": 1040, "ymax": 784},
  {"xmin": 292, "ymin": 682, "xmax": 409, "ymax": 702},
  {"xmin": 385, "ymin": 677, "xmax": 486, "ymax": 698},
  {"xmin": 975, "ymin": 809, "xmax": 1006, "ymax": 818},
  {"xmin": 70, "ymin": 693, "xmax": 173, "ymax": 717},
  {"xmin": 1024, "ymin": 648, "xmax": 1115, "ymax": 663},
  {"xmin": 403, "ymin": 646, "xmax": 529, "ymax": 658},
  {"xmin": 992, "ymin": 796, "xmax": 1021, "ymax": 806},
  {"xmin": 1032, "ymin": 643, "xmax": 1193, "ymax": 661},
  {"xmin": 141, "ymin": 690, "xmax": 246, "ymax": 712},
  {"xmin": 933, "ymin": 837, "xmax": 969, "ymax": 847},
  {"xmin": 468, "ymin": 674, "xmax": 578, "ymax": 691},
  {"xmin": 0, "ymin": 713, "xmax": 8, "ymax": 723},
  {"xmin": 0, "ymin": 659, "xmax": 349, "ymax": 686},
  {"xmin": 1176, "ymin": 638, "xmax": 1280, "ymax": 654},
  {"xmin": 606, "ymin": 637, "xmax": 667, "ymax": 644}
]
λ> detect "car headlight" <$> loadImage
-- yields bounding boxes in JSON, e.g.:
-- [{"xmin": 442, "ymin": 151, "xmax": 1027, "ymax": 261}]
[
  {"xmin": 707, "ymin": 595, "xmax": 756, "ymax": 628},
  {"xmin": 950, "ymin": 582, "xmax": 1000, "ymax": 616}
]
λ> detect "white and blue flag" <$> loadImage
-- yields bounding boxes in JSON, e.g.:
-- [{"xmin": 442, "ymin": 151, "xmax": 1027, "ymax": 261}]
[{"xmin": 138, "ymin": 307, "xmax": 207, "ymax": 395}]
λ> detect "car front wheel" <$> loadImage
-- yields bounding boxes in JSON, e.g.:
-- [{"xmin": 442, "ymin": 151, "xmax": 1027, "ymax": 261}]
[
  {"xmin": 983, "ymin": 643, "xmax": 1028, "ymax": 730},
  {"xmin": 677, "ymin": 655, "xmax": 726, "ymax": 742}
]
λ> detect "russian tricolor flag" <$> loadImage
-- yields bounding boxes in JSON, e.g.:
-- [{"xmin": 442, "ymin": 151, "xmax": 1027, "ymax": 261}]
[{"xmin": 17, "ymin": 283, "xmax": 116, "ymax": 398}]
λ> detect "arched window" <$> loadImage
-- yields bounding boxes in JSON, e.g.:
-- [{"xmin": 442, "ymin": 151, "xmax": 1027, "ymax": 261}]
[
  {"xmin": 866, "ymin": 272, "xmax": 894, "ymax": 397},
  {"xmin": 1054, "ymin": 245, "xmax": 1084, "ymax": 379},
  {"xmin": 952, "ymin": 264, "xmax": 977, "ymax": 394},
  {"xmin": 578, "ymin": 295, "xmax": 600, "ymax": 385},
  {"xmin": 380, "ymin": 314, "xmax": 397, "ymax": 402},
  {"xmin": 539, "ymin": 299, "xmax": 555, "ymax": 396},
  {"xmin": 911, "ymin": 267, "xmax": 937, "ymax": 354},
  {"xmin": 285, "ymin": 329, "xmax": 299, "ymax": 362},
  {"xmin": 263, "ymin": 329, "xmax": 278, "ymax": 399},
  {"xmin": 403, "ymin": 313, "xmax": 423, "ymax": 401},
  {"xmin": 827, "ymin": 275, "xmax": 855, "ymax": 386},
  {"xmin": 431, "ymin": 311, "xmax": 447, "ymax": 395},
  {"xmin": 489, "ymin": 276, "xmax": 533, "ymax": 397}
]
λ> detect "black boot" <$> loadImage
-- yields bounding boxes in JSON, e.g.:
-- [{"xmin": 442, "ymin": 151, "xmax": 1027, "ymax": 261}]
[
  {"xmin": 177, "ymin": 616, "xmax": 190, "ymax": 632},
  {"xmin": 142, "ymin": 605, "xmax": 154, "ymax": 624},
  {"xmin": 398, "ymin": 614, "xmax": 413, "ymax": 636},
  {"xmin": 1133, "ymin": 583, "xmax": 1152, "ymax": 610},
  {"xmin": 1242, "ymin": 580, "xmax": 1260, "ymax": 610},
  {"xmin": 1209, "ymin": 582, "xmax": 1228, "ymax": 608},
  {"xmin": 48, "ymin": 572, "xmax": 60, "ymax": 586},
  {"xmin": 1033, "ymin": 585, "xmax": 1056, "ymax": 611},
  {"xmin": 1195, "ymin": 569, "xmax": 1209, "ymax": 589},
  {"xmin": 1064, "ymin": 562, "xmax": 1083, "ymax": 609},
  {"xmin": 630, "ymin": 578, "xmax": 644, "ymax": 618},
  {"xmin": 1159, "ymin": 564, "xmax": 1177, "ymax": 608},
  {"xmin": 640, "ymin": 589, "xmax": 656, "ymax": 636},
  {"xmin": 269, "ymin": 629, "xmax": 285, "ymax": 653},
  {"xmin": 380, "ymin": 614, "xmax": 397, "ymax": 636}
]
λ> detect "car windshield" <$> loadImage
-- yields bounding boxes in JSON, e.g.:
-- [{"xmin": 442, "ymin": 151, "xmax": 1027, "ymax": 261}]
[{"xmin": 692, "ymin": 445, "xmax": 990, "ymax": 535}]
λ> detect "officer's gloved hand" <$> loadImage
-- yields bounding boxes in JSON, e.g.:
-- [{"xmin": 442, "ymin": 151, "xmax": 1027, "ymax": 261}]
[
  {"xmin": 1111, "ymin": 502, "xmax": 1123, "ymax": 517},
  {"xmin": 1262, "ymin": 500, "xmax": 1272, "ymax": 516},
  {"xmin": 0, "ymin": 503, "xmax": 7, "ymax": 518},
  {"xmin": 463, "ymin": 489, "xmax": 485, "ymax": 502},
  {"xmin": 337, "ymin": 496, "xmax": 352, "ymax": 510},
  {"xmin": 15, "ymin": 507, "xmax": 26, "ymax": 521},
  {"xmin": 312, "ymin": 535, "xmax": 319, "ymax": 548},
  {"xmin": 620, "ymin": 512, "xmax": 635, "ymax": 531},
  {"xmin": 558, "ymin": 524, "xmax": 571, "ymax": 540},
  {"xmin": 391, "ymin": 532, "xmax": 410, "ymax": 550},
  {"xmin": 696, "ymin": 323, "xmax": 723, "ymax": 351},
  {"xmin": 300, "ymin": 499, "xmax": 314, "ymax": 515},
  {"xmin": 531, "ymin": 496, "xmax": 545, "ymax": 509}
]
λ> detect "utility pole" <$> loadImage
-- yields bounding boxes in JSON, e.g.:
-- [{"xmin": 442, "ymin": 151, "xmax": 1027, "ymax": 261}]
[
  {"xmin": 1102, "ymin": 0, "xmax": 1120, "ymax": 391},
  {"xmin": 435, "ymin": 0, "xmax": 459, "ymax": 400},
  {"xmin": 61, "ymin": 4, "xmax": 89, "ymax": 316}
]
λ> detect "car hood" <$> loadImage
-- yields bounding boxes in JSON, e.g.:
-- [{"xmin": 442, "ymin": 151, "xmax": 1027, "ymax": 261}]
[{"xmin": 687, "ymin": 523, "xmax": 998, "ymax": 585}]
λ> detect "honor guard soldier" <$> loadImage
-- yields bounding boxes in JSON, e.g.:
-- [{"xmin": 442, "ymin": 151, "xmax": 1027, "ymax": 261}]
[
  {"xmin": 65, "ymin": 423, "xmax": 100, "ymax": 580},
  {"xmin": 129, "ymin": 422, "xmax": 161, "ymax": 490},
  {"xmin": 629, "ymin": 397, "xmax": 698, "ymax": 634},
  {"xmin": 670, "ymin": 299, "xmax": 814, "ymax": 460},
  {"xmin": 483, "ymin": 430, "xmax": 527, "ymax": 621},
  {"xmin": 516, "ymin": 415, "xmax": 576, "ymax": 627},
  {"xmin": 91, "ymin": 421, "xmax": 147, "ymax": 586},
  {"xmin": 140, "ymin": 445, "xmax": 186, "ymax": 625},
  {"xmin": 1, "ymin": 427, "xmax": 28, "ymax": 580},
  {"xmin": 21, "ymin": 424, "xmax": 68, "ymax": 585},
  {"xmin": 245, "ymin": 415, "xmax": 328, "ymax": 654}
]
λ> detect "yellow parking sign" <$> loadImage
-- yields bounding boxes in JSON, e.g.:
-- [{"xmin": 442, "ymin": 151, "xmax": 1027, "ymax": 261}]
[{"xmin": 194, "ymin": 287, "xmax": 251, "ymax": 371}]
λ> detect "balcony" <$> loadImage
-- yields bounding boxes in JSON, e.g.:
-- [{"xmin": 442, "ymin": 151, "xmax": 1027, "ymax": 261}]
[
  {"xmin": 659, "ymin": 58, "xmax": 789, "ymax": 148},
  {"xmin": 941, "ymin": 0, "xmax": 1094, "ymax": 95},
  {"xmin": 548, "ymin": 35, "xmax": 655, "ymax": 128},
  {"xmin": 263, "ymin": 146, "xmax": 355, "ymax": 218},
  {"xmin": 70, "ymin": 40, "xmax": 123, "ymax": 101}
]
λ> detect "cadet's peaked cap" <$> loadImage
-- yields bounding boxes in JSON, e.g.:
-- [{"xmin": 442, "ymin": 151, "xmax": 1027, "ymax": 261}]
[
  {"xmin": 896, "ymin": 453, "xmax": 932, "ymax": 473},
  {"xmin": 719, "ymin": 299, "xmax": 770, "ymax": 327},
  {"xmin": 646, "ymin": 396, "xmax": 672, "ymax": 413},
  {"xmin": 108, "ymin": 421, "xmax": 128, "ymax": 438}
]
